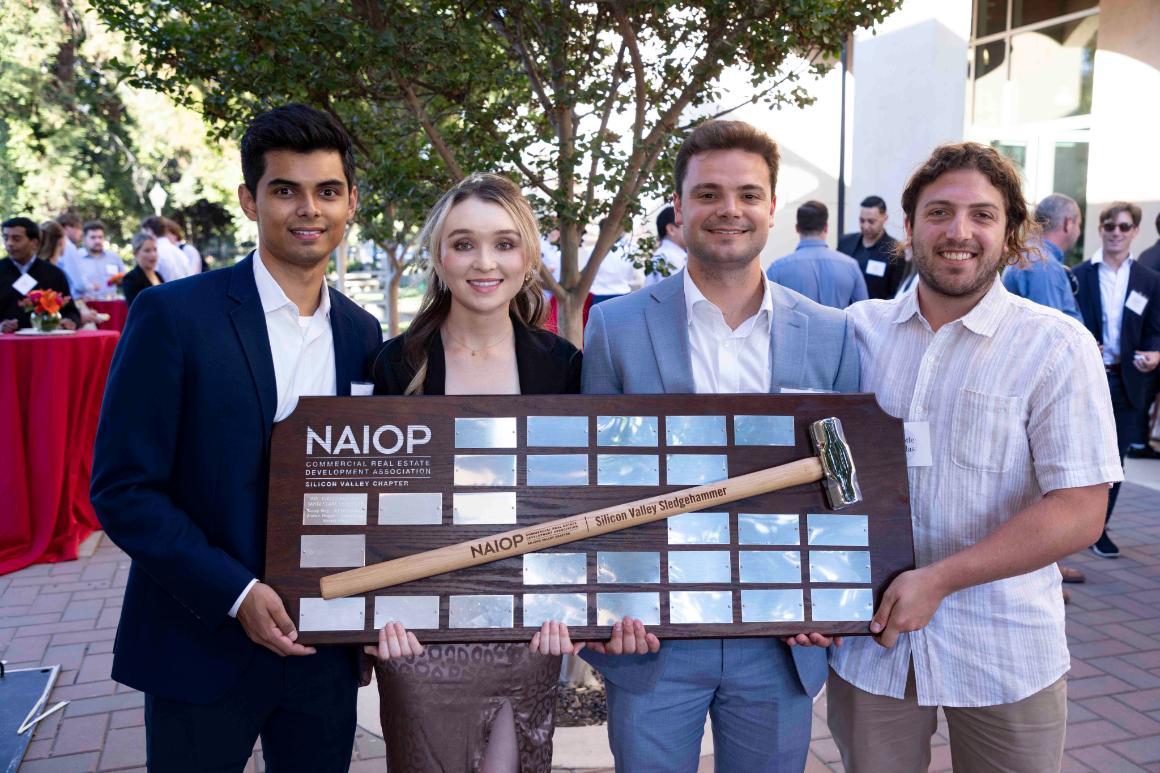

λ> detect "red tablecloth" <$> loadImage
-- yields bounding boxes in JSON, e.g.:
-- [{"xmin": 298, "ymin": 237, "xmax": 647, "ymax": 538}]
[
  {"xmin": 0, "ymin": 330, "xmax": 119, "ymax": 575},
  {"xmin": 88, "ymin": 299, "xmax": 129, "ymax": 332}
]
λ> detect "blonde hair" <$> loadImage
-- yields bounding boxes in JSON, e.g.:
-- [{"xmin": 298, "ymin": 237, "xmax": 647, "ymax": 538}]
[{"xmin": 403, "ymin": 173, "xmax": 546, "ymax": 394}]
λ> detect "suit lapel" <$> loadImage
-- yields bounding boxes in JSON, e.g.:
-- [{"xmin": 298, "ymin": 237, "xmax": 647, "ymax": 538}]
[
  {"xmin": 227, "ymin": 256, "xmax": 277, "ymax": 431},
  {"xmin": 644, "ymin": 276, "xmax": 695, "ymax": 393},
  {"xmin": 768, "ymin": 290, "xmax": 807, "ymax": 392},
  {"xmin": 1082, "ymin": 264, "xmax": 1103, "ymax": 341},
  {"xmin": 328, "ymin": 288, "xmax": 358, "ymax": 396},
  {"xmin": 1121, "ymin": 262, "xmax": 1145, "ymax": 350}
]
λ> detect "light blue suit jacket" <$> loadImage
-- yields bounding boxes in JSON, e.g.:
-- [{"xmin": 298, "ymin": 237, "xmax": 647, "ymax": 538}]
[{"xmin": 579, "ymin": 271, "xmax": 859, "ymax": 696}]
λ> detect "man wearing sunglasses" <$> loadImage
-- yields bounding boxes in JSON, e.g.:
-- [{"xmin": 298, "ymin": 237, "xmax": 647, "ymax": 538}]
[{"xmin": 1074, "ymin": 202, "xmax": 1160, "ymax": 557}]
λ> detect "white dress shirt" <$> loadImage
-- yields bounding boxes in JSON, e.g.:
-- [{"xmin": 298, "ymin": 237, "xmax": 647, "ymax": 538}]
[
  {"xmin": 683, "ymin": 268, "xmax": 773, "ymax": 394},
  {"xmin": 644, "ymin": 238, "xmax": 688, "ymax": 286},
  {"xmin": 155, "ymin": 237, "xmax": 189, "ymax": 283},
  {"xmin": 832, "ymin": 279, "xmax": 1122, "ymax": 707},
  {"xmin": 228, "ymin": 251, "xmax": 337, "ymax": 617},
  {"xmin": 583, "ymin": 237, "xmax": 645, "ymax": 295},
  {"xmin": 1091, "ymin": 249, "xmax": 1135, "ymax": 365}
]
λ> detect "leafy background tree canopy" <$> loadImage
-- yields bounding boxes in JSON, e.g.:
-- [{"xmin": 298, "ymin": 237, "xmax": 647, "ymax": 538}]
[
  {"xmin": 98, "ymin": 0, "xmax": 899, "ymax": 342},
  {"xmin": 0, "ymin": 0, "xmax": 237, "ymax": 247}
]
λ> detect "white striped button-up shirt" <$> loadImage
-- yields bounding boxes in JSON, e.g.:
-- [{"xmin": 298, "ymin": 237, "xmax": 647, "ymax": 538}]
[{"xmin": 831, "ymin": 278, "xmax": 1122, "ymax": 707}]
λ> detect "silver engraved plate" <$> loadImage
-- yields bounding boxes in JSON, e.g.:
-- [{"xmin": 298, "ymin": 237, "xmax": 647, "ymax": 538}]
[
  {"xmin": 738, "ymin": 513, "xmax": 801, "ymax": 545},
  {"xmin": 452, "ymin": 492, "xmax": 517, "ymax": 525},
  {"xmin": 668, "ymin": 551, "xmax": 732, "ymax": 583},
  {"xmin": 734, "ymin": 415, "xmax": 795, "ymax": 446},
  {"xmin": 300, "ymin": 535, "xmax": 365, "ymax": 568},
  {"xmin": 523, "ymin": 593, "xmax": 588, "ymax": 627},
  {"xmin": 807, "ymin": 514, "xmax": 869, "ymax": 546},
  {"xmin": 455, "ymin": 417, "xmax": 517, "ymax": 448},
  {"xmin": 739, "ymin": 551, "xmax": 802, "ymax": 584},
  {"xmin": 597, "ymin": 592, "xmax": 661, "ymax": 625},
  {"xmin": 666, "ymin": 454, "xmax": 729, "ymax": 485},
  {"xmin": 454, "ymin": 454, "xmax": 517, "ymax": 486},
  {"xmin": 809, "ymin": 551, "xmax": 872, "ymax": 583},
  {"xmin": 596, "ymin": 454, "xmax": 659, "ymax": 486},
  {"xmin": 523, "ymin": 553, "xmax": 588, "ymax": 585},
  {"xmin": 597, "ymin": 552, "xmax": 661, "ymax": 584},
  {"xmin": 741, "ymin": 589, "xmax": 805, "ymax": 622},
  {"xmin": 597, "ymin": 415, "xmax": 658, "ymax": 446},
  {"xmin": 527, "ymin": 454, "xmax": 589, "ymax": 487},
  {"xmin": 811, "ymin": 588, "xmax": 874, "ymax": 621},
  {"xmin": 378, "ymin": 492, "xmax": 443, "ymax": 526},
  {"xmin": 298, "ymin": 597, "xmax": 365, "ymax": 632},
  {"xmin": 527, "ymin": 416, "xmax": 588, "ymax": 447},
  {"xmin": 666, "ymin": 415, "xmax": 727, "ymax": 446},
  {"xmin": 667, "ymin": 512, "xmax": 730, "ymax": 545},
  {"xmin": 670, "ymin": 590, "xmax": 733, "ymax": 624},
  {"xmin": 302, "ymin": 493, "xmax": 367, "ymax": 526},
  {"xmin": 449, "ymin": 595, "xmax": 514, "ymax": 628},
  {"xmin": 373, "ymin": 596, "xmax": 440, "ymax": 630}
]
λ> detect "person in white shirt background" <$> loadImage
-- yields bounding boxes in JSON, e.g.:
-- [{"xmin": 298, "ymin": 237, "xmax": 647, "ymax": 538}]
[
  {"xmin": 581, "ymin": 217, "xmax": 644, "ymax": 304},
  {"xmin": 643, "ymin": 204, "xmax": 686, "ymax": 286},
  {"xmin": 141, "ymin": 214, "xmax": 190, "ymax": 283},
  {"xmin": 829, "ymin": 142, "xmax": 1120, "ymax": 772},
  {"xmin": 165, "ymin": 218, "xmax": 204, "ymax": 275}
]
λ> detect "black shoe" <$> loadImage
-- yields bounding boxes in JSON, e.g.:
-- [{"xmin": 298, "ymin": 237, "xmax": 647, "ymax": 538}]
[
  {"xmin": 1127, "ymin": 445, "xmax": 1160, "ymax": 460},
  {"xmin": 1091, "ymin": 532, "xmax": 1120, "ymax": 558}
]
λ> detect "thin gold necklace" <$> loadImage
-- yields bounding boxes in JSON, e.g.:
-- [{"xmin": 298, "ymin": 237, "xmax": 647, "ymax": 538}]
[{"xmin": 443, "ymin": 327, "xmax": 513, "ymax": 357}]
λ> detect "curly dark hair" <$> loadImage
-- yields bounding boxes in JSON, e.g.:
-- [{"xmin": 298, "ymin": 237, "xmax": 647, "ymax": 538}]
[{"xmin": 898, "ymin": 142, "xmax": 1038, "ymax": 267}]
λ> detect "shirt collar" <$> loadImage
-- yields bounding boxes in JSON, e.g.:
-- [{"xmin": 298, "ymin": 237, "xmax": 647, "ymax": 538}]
[
  {"xmin": 1091, "ymin": 247, "xmax": 1134, "ymax": 266},
  {"xmin": 682, "ymin": 267, "xmax": 774, "ymax": 333},
  {"xmin": 253, "ymin": 250, "xmax": 331, "ymax": 318},
  {"xmin": 892, "ymin": 275, "xmax": 1007, "ymax": 337},
  {"xmin": 796, "ymin": 238, "xmax": 827, "ymax": 250},
  {"xmin": 1038, "ymin": 239, "xmax": 1064, "ymax": 263}
]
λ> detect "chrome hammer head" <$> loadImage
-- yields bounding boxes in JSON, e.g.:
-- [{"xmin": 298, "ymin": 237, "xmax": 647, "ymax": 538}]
[{"xmin": 809, "ymin": 417, "xmax": 862, "ymax": 510}]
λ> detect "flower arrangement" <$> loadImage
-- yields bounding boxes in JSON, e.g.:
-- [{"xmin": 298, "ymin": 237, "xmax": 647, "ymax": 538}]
[{"xmin": 18, "ymin": 289, "xmax": 70, "ymax": 332}]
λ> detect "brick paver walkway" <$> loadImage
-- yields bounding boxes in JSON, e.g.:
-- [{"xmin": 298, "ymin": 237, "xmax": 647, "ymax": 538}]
[{"xmin": 2, "ymin": 484, "xmax": 1157, "ymax": 772}]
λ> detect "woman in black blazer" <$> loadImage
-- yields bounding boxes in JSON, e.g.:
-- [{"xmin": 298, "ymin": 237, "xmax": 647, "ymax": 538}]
[
  {"xmin": 366, "ymin": 174, "xmax": 581, "ymax": 773},
  {"xmin": 122, "ymin": 232, "xmax": 164, "ymax": 308}
]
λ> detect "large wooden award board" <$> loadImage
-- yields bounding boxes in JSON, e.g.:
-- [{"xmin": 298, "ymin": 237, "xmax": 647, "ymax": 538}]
[{"xmin": 265, "ymin": 394, "xmax": 913, "ymax": 644}]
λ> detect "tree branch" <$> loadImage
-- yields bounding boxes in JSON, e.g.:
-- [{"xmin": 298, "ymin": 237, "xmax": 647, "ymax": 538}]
[
  {"xmin": 395, "ymin": 78, "xmax": 465, "ymax": 181},
  {"xmin": 611, "ymin": 3, "xmax": 646, "ymax": 147}
]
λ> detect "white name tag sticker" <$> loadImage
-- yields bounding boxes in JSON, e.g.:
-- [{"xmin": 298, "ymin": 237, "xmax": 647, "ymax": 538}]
[
  {"xmin": 1126, "ymin": 290, "xmax": 1148, "ymax": 316},
  {"xmin": 12, "ymin": 273, "xmax": 37, "ymax": 295},
  {"xmin": 350, "ymin": 381, "xmax": 374, "ymax": 396},
  {"xmin": 903, "ymin": 421, "xmax": 933, "ymax": 467},
  {"xmin": 105, "ymin": 264, "xmax": 121, "ymax": 275},
  {"xmin": 866, "ymin": 260, "xmax": 887, "ymax": 277}
]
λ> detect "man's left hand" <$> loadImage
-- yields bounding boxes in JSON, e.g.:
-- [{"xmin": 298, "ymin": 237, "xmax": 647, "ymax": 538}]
[
  {"xmin": 61, "ymin": 319, "xmax": 76, "ymax": 331},
  {"xmin": 784, "ymin": 632, "xmax": 842, "ymax": 647},
  {"xmin": 870, "ymin": 566, "xmax": 950, "ymax": 648},
  {"xmin": 1133, "ymin": 350, "xmax": 1160, "ymax": 373}
]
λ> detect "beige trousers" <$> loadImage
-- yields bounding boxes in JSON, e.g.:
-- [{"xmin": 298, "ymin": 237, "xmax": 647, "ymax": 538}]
[{"xmin": 827, "ymin": 666, "xmax": 1067, "ymax": 772}]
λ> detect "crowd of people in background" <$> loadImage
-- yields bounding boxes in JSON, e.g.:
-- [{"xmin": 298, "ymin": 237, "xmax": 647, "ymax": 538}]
[{"xmin": 0, "ymin": 212, "xmax": 207, "ymax": 332}]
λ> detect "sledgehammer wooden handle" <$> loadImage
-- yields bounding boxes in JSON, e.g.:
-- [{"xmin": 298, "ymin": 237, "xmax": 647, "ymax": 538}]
[{"xmin": 320, "ymin": 456, "xmax": 823, "ymax": 600}]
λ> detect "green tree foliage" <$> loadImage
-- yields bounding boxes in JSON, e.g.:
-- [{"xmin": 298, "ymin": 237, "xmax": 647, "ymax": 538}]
[
  {"xmin": 0, "ymin": 0, "xmax": 236, "ymax": 248},
  {"xmin": 99, "ymin": 0, "xmax": 899, "ymax": 342}
]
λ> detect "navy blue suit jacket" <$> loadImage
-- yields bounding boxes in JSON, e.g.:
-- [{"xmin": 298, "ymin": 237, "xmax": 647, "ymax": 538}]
[
  {"xmin": 91, "ymin": 256, "xmax": 382, "ymax": 703},
  {"xmin": 1073, "ymin": 259, "xmax": 1160, "ymax": 410}
]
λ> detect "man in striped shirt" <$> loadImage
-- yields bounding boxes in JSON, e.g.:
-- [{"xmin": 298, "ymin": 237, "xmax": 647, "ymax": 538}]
[{"xmin": 828, "ymin": 143, "xmax": 1121, "ymax": 771}]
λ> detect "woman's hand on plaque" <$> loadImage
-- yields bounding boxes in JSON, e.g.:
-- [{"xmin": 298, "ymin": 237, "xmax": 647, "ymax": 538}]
[
  {"xmin": 529, "ymin": 620, "xmax": 582, "ymax": 655},
  {"xmin": 364, "ymin": 621, "xmax": 425, "ymax": 661},
  {"xmin": 581, "ymin": 616, "xmax": 661, "ymax": 656}
]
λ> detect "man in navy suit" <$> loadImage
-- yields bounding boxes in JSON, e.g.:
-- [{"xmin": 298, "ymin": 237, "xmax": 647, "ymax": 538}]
[
  {"xmin": 92, "ymin": 105, "xmax": 382, "ymax": 771},
  {"xmin": 1074, "ymin": 201, "xmax": 1160, "ymax": 558},
  {"xmin": 582, "ymin": 120, "xmax": 858, "ymax": 772}
]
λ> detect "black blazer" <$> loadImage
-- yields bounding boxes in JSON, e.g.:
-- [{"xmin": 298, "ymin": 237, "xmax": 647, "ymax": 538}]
[
  {"xmin": 1074, "ymin": 259, "xmax": 1160, "ymax": 409},
  {"xmin": 0, "ymin": 257, "xmax": 81, "ymax": 327},
  {"xmin": 837, "ymin": 232, "xmax": 905, "ymax": 299},
  {"xmin": 122, "ymin": 265, "xmax": 163, "ymax": 308},
  {"xmin": 370, "ymin": 319, "xmax": 582, "ymax": 396}
]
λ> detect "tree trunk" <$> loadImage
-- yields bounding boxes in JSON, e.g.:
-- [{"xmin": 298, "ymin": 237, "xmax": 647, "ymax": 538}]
[
  {"xmin": 555, "ymin": 290, "xmax": 586, "ymax": 350},
  {"xmin": 388, "ymin": 270, "xmax": 402, "ymax": 337}
]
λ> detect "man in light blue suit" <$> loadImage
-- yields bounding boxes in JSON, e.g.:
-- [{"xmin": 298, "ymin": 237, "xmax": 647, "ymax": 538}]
[{"xmin": 581, "ymin": 120, "xmax": 859, "ymax": 772}]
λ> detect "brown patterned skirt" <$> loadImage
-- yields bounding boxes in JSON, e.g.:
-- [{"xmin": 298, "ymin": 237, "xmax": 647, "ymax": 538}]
[{"xmin": 375, "ymin": 643, "xmax": 561, "ymax": 772}]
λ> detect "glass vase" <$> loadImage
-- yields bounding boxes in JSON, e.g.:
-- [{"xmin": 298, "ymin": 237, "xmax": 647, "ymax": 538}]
[{"xmin": 31, "ymin": 311, "xmax": 62, "ymax": 332}]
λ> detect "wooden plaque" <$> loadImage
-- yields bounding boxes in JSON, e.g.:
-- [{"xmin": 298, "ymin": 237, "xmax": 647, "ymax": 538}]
[{"xmin": 264, "ymin": 394, "xmax": 914, "ymax": 643}]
